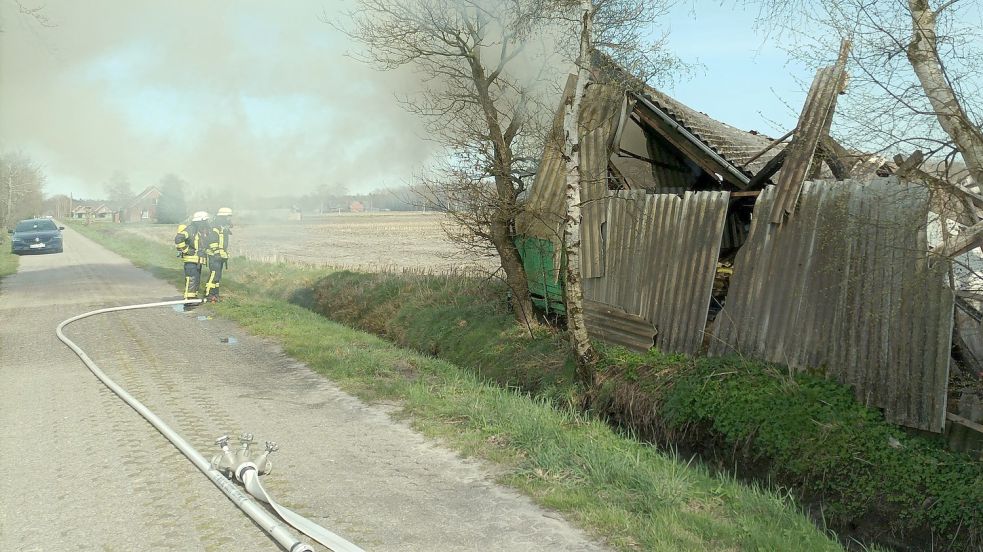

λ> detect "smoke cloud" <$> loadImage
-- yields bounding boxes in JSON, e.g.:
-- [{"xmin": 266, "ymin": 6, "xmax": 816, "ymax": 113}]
[{"xmin": 0, "ymin": 0, "xmax": 442, "ymax": 200}]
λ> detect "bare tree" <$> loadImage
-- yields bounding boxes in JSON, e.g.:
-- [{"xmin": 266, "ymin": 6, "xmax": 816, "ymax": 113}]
[
  {"xmin": 542, "ymin": 0, "xmax": 678, "ymax": 386},
  {"xmin": 907, "ymin": 0, "xmax": 983, "ymax": 186},
  {"xmin": 560, "ymin": 1, "xmax": 600, "ymax": 386},
  {"xmin": 0, "ymin": 152, "xmax": 45, "ymax": 232},
  {"xmin": 105, "ymin": 171, "xmax": 134, "ymax": 205},
  {"xmin": 0, "ymin": 0, "xmax": 56, "ymax": 31},
  {"xmin": 750, "ymin": 0, "xmax": 983, "ymax": 184},
  {"xmin": 341, "ymin": 0, "xmax": 566, "ymax": 329}
]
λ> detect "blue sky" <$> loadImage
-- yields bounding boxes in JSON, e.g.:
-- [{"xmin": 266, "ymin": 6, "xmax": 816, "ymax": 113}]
[
  {"xmin": 0, "ymin": 1, "xmax": 824, "ymax": 199},
  {"xmin": 663, "ymin": 2, "xmax": 812, "ymax": 135}
]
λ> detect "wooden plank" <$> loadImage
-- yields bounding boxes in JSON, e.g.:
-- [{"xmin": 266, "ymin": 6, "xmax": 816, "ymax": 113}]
[
  {"xmin": 746, "ymin": 148, "xmax": 787, "ymax": 189},
  {"xmin": 947, "ymin": 411, "xmax": 983, "ymax": 434},
  {"xmin": 740, "ymin": 129, "xmax": 794, "ymax": 169},
  {"xmin": 934, "ymin": 219, "xmax": 983, "ymax": 258}
]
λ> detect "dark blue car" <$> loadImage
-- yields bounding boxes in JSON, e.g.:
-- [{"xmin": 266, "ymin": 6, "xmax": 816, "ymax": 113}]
[{"xmin": 9, "ymin": 218, "xmax": 64, "ymax": 254}]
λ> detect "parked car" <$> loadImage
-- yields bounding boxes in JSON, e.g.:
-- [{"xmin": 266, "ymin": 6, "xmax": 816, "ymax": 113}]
[{"xmin": 9, "ymin": 218, "xmax": 64, "ymax": 254}]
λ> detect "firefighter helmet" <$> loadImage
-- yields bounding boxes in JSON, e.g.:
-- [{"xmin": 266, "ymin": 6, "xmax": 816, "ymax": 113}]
[
  {"xmin": 216, "ymin": 207, "xmax": 233, "ymax": 217},
  {"xmin": 191, "ymin": 211, "xmax": 210, "ymax": 222}
]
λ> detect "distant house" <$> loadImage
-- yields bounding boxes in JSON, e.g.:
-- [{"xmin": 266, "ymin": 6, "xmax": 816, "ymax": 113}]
[
  {"xmin": 349, "ymin": 201, "xmax": 365, "ymax": 213},
  {"xmin": 122, "ymin": 186, "xmax": 162, "ymax": 223},
  {"xmin": 71, "ymin": 201, "xmax": 113, "ymax": 220}
]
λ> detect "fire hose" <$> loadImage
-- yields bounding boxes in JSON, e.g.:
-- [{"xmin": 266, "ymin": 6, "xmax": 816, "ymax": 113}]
[{"xmin": 56, "ymin": 298, "xmax": 365, "ymax": 552}]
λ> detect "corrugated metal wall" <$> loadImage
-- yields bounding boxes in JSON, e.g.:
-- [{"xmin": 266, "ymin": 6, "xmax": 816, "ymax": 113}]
[
  {"xmin": 519, "ymin": 81, "xmax": 625, "ymax": 279},
  {"xmin": 710, "ymin": 178, "xmax": 954, "ymax": 432},
  {"xmin": 584, "ymin": 190, "xmax": 729, "ymax": 355}
]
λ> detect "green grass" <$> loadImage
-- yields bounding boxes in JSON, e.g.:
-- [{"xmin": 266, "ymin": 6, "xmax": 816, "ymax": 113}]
[
  {"xmin": 305, "ymin": 270, "xmax": 983, "ymax": 550},
  {"xmin": 0, "ymin": 246, "xmax": 18, "ymax": 282},
  {"xmin": 595, "ymin": 348, "xmax": 983, "ymax": 550},
  {"xmin": 307, "ymin": 270, "xmax": 578, "ymax": 395},
  {"xmin": 71, "ymin": 221, "xmax": 850, "ymax": 552}
]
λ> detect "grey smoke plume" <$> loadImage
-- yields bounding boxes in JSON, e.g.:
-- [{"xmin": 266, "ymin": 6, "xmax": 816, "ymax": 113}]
[{"xmin": 0, "ymin": 0, "xmax": 441, "ymax": 199}]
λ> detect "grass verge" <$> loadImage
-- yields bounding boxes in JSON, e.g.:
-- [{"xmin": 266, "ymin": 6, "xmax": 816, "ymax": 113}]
[
  {"xmin": 0, "ymin": 247, "xmax": 18, "ymax": 282},
  {"xmin": 72, "ymin": 221, "xmax": 850, "ymax": 551},
  {"xmin": 305, "ymin": 271, "xmax": 982, "ymax": 552}
]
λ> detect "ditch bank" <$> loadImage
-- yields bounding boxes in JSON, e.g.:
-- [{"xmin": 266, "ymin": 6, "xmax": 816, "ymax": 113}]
[{"xmin": 307, "ymin": 270, "xmax": 983, "ymax": 552}]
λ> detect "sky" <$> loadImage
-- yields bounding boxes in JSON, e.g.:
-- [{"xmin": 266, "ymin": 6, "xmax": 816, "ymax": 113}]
[{"xmin": 0, "ymin": 0, "xmax": 813, "ymax": 200}]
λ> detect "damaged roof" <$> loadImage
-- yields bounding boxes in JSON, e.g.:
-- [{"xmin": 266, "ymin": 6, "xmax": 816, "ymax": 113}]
[{"xmin": 639, "ymin": 88, "xmax": 785, "ymax": 179}]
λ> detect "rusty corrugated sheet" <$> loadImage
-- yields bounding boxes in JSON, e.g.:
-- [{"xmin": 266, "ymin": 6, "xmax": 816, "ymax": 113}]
[
  {"xmin": 580, "ymin": 85, "xmax": 623, "ymax": 278},
  {"xmin": 710, "ymin": 178, "xmax": 954, "ymax": 432},
  {"xmin": 584, "ymin": 299, "xmax": 657, "ymax": 351},
  {"xmin": 770, "ymin": 41, "xmax": 849, "ymax": 223},
  {"xmin": 584, "ymin": 190, "xmax": 729, "ymax": 354},
  {"xmin": 518, "ymin": 81, "xmax": 624, "ymax": 279},
  {"xmin": 519, "ymin": 75, "xmax": 577, "ymax": 243}
]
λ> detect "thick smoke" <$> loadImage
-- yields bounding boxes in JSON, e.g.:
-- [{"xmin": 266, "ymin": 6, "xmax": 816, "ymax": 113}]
[{"xmin": 0, "ymin": 0, "xmax": 441, "ymax": 199}]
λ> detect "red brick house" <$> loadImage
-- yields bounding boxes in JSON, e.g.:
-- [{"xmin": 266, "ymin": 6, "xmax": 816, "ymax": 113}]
[{"xmin": 122, "ymin": 186, "xmax": 162, "ymax": 222}]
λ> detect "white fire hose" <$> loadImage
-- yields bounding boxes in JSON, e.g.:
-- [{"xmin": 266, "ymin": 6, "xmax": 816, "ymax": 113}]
[{"xmin": 56, "ymin": 299, "xmax": 365, "ymax": 552}]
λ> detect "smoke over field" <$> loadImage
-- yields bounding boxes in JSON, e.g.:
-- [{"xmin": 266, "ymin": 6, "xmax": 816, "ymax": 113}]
[{"xmin": 120, "ymin": 211, "xmax": 498, "ymax": 274}]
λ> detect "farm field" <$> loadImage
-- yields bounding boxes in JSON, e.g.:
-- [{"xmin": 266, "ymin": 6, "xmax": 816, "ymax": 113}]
[{"xmin": 116, "ymin": 212, "xmax": 499, "ymax": 274}]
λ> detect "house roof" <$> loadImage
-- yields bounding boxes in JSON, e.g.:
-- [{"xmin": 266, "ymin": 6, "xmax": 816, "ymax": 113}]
[
  {"xmin": 639, "ymin": 88, "xmax": 784, "ymax": 179},
  {"xmin": 72, "ymin": 201, "xmax": 109, "ymax": 211},
  {"xmin": 125, "ymin": 186, "xmax": 162, "ymax": 209}
]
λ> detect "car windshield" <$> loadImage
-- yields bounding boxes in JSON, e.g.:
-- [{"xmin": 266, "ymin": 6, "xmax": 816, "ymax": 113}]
[{"xmin": 14, "ymin": 220, "xmax": 57, "ymax": 232}]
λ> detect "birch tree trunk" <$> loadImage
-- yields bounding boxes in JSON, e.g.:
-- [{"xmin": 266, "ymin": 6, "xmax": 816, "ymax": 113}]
[
  {"xmin": 562, "ymin": 0, "xmax": 599, "ymax": 387},
  {"xmin": 907, "ymin": 0, "xmax": 983, "ymax": 186}
]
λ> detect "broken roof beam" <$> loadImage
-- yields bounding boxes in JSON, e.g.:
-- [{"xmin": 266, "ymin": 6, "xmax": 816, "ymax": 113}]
[
  {"xmin": 630, "ymin": 92, "xmax": 752, "ymax": 189},
  {"xmin": 770, "ymin": 39, "xmax": 851, "ymax": 224},
  {"xmin": 740, "ymin": 129, "xmax": 794, "ymax": 170},
  {"xmin": 894, "ymin": 150, "xmax": 983, "ymax": 212},
  {"xmin": 747, "ymin": 148, "xmax": 788, "ymax": 189},
  {"xmin": 818, "ymin": 135, "xmax": 851, "ymax": 180},
  {"xmin": 935, "ymin": 219, "xmax": 983, "ymax": 258}
]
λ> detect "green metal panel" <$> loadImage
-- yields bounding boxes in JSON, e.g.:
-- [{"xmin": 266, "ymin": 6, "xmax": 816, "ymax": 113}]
[{"xmin": 515, "ymin": 236, "xmax": 565, "ymax": 314}]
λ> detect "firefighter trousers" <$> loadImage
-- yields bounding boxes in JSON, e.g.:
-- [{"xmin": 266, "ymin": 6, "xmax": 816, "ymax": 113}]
[
  {"xmin": 183, "ymin": 261, "xmax": 203, "ymax": 299},
  {"xmin": 204, "ymin": 255, "xmax": 224, "ymax": 298}
]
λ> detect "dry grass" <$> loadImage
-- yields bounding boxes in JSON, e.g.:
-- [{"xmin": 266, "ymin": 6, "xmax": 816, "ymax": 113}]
[{"xmin": 116, "ymin": 212, "xmax": 499, "ymax": 274}]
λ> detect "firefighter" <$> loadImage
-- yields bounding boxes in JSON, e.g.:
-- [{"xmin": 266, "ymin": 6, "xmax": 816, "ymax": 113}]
[
  {"xmin": 175, "ymin": 211, "xmax": 210, "ymax": 301},
  {"xmin": 203, "ymin": 207, "xmax": 232, "ymax": 302}
]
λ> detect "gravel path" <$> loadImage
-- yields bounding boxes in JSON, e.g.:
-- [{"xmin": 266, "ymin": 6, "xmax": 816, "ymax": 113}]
[{"xmin": 0, "ymin": 225, "xmax": 607, "ymax": 551}]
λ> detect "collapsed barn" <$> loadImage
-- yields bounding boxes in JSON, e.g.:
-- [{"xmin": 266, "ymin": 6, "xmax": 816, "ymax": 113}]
[{"xmin": 517, "ymin": 53, "xmax": 982, "ymax": 450}]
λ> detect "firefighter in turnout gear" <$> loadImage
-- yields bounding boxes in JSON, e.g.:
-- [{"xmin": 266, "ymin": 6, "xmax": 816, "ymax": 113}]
[
  {"xmin": 175, "ymin": 211, "xmax": 210, "ymax": 300},
  {"xmin": 204, "ymin": 207, "xmax": 232, "ymax": 302}
]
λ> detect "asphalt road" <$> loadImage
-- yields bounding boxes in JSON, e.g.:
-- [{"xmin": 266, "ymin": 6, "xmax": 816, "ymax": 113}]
[{"xmin": 0, "ymin": 225, "xmax": 608, "ymax": 552}]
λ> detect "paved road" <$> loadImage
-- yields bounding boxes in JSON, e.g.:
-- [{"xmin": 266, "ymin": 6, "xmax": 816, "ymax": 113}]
[{"xmin": 0, "ymin": 226, "xmax": 607, "ymax": 552}]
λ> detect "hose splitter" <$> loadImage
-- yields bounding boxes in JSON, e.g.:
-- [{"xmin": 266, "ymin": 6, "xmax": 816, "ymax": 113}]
[{"xmin": 57, "ymin": 299, "xmax": 365, "ymax": 552}]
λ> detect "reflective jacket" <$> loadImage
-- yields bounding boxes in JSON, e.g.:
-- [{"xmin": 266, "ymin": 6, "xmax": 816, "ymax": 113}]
[
  {"xmin": 206, "ymin": 224, "xmax": 231, "ymax": 259},
  {"xmin": 174, "ymin": 223, "xmax": 205, "ymax": 263}
]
